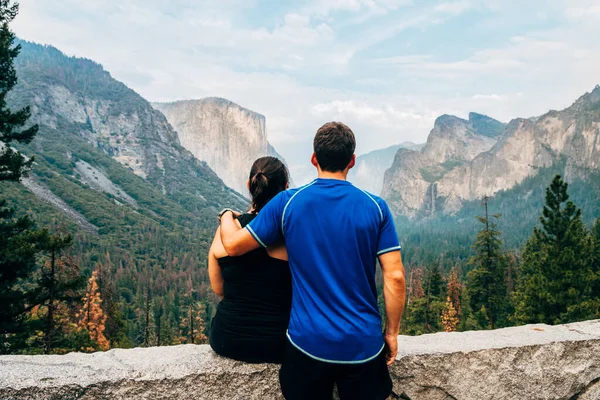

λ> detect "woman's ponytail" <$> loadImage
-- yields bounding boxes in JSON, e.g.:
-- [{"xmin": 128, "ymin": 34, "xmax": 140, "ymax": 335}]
[{"xmin": 248, "ymin": 157, "xmax": 289, "ymax": 212}]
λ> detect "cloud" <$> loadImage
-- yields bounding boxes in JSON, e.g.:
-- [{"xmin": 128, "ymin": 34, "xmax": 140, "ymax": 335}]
[
  {"xmin": 434, "ymin": 1, "xmax": 475, "ymax": 16},
  {"xmin": 471, "ymin": 94, "xmax": 506, "ymax": 101},
  {"xmin": 11, "ymin": 0, "xmax": 600, "ymax": 185}
]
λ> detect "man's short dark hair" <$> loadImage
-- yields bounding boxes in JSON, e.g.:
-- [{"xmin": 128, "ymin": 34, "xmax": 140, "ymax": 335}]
[{"xmin": 313, "ymin": 122, "xmax": 356, "ymax": 172}]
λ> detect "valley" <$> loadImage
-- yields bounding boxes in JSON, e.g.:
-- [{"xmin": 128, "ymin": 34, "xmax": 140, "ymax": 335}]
[{"xmin": 2, "ymin": 37, "xmax": 599, "ymax": 352}]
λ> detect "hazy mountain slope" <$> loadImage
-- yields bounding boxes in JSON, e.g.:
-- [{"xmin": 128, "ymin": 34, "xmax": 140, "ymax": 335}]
[
  {"xmin": 349, "ymin": 142, "xmax": 423, "ymax": 194},
  {"xmin": 398, "ymin": 166, "xmax": 600, "ymax": 266},
  {"xmin": 382, "ymin": 113, "xmax": 506, "ymax": 217},
  {"xmin": 11, "ymin": 41, "xmax": 246, "ymax": 215},
  {"xmin": 0, "ymin": 40, "xmax": 249, "ymax": 346},
  {"xmin": 153, "ymin": 99, "xmax": 291, "ymax": 195}
]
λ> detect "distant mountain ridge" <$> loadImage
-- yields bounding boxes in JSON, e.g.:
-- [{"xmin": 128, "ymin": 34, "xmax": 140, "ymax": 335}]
[
  {"xmin": 11, "ymin": 40, "xmax": 245, "ymax": 212},
  {"xmin": 153, "ymin": 98, "xmax": 291, "ymax": 195},
  {"xmin": 382, "ymin": 88, "xmax": 600, "ymax": 218},
  {"xmin": 349, "ymin": 142, "xmax": 424, "ymax": 195}
]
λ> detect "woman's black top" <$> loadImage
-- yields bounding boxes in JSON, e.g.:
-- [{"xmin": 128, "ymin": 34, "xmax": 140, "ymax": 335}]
[{"xmin": 209, "ymin": 213, "xmax": 292, "ymax": 364}]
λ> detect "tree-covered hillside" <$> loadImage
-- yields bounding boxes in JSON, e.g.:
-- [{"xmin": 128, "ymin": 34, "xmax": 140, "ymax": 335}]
[
  {"xmin": 1, "ymin": 39, "xmax": 247, "ymax": 350},
  {"xmin": 399, "ymin": 166, "xmax": 600, "ymax": 267}
]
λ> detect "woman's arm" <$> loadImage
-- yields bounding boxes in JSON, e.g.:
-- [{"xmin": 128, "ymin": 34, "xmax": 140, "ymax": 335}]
[
  {"xmin": 208, "ymin": 227, "xmax": 225, "ymax": 298},
  {"xmin": 266, "ymin": 244, "xmax": 288, "ymax": 261}
]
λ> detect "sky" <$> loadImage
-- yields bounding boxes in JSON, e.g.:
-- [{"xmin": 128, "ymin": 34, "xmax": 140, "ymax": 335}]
[{"xmin": 12, "ymin": 0, "xmax": 600, "ymax": 184}]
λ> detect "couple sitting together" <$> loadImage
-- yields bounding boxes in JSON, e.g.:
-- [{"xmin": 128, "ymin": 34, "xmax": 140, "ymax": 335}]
[{"xmin": 208, "ymin": 122, "xmax": 406, "ymax": 400}]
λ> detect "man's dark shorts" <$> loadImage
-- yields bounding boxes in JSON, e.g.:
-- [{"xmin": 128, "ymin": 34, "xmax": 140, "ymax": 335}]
[{"xmin": 279, "ymin": 340, "xmax": 393, "ymax": 400}]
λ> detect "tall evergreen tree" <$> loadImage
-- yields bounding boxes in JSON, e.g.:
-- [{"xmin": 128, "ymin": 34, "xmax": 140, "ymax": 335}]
[
  {"xmin": 0, "ymin": 0, "xmax": 38, "ymax": 181},
  {"xmin": 466, "ymin": 197, "xmax": 508, "ymax": 329},
  {"xmin": 513, "ymin": 176, "xmax": 597, "ymax": 324},
  {"xmin": 447, "ymin": 267, "xmax": 462, "ymax": 317},
  {"xmin": 0, "ymin": 212, "xmax": 46, "ymax": 351},
  {"xmin": 0, "ymin": 0, "xmax": 44, "ymax": 353},
  {"xmin": 39, "ymin": 232, "xmax": 82, "ymax": 354}
]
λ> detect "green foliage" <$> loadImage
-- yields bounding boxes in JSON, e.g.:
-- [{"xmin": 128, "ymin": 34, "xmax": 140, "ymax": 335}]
[
  {"xmin": 399, "ymin": 166, "xmax": 600, "ymax": 268},
  {"xmin": 0, "ymin": 202, "xmax": 46, "ymax": 339},
  {"xmin": 469, "ymin": 112, "xmax": 506, "ymax": 138},
  {"xmin": 0, "ymin": 38, "xmax": 247, "ymax": 352},
  {"xmin": 465, "ymin": 201, "xmax": 509, "ymax": 329},
  {"xmin": 0, "ymin": 2, "xmax": 38, "ymax": 181},
  {"xmin": 512, "ymin": 176, "xmax": 599, "ymax": 325}
]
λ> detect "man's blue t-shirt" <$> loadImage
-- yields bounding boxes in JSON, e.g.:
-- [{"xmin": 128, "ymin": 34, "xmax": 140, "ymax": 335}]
[{"xmin": 246, "ymin": 178, "xmax": 401, "ymax": 363}]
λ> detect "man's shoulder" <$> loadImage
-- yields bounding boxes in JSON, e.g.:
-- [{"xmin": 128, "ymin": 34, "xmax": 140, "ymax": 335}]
[
  {"xmin": 348, "ymin": 185, "xmax": 389, "ymax": 212},
  {"xmin": 284, "ymin": 180, "xmax": 318, "ymax": 199}
]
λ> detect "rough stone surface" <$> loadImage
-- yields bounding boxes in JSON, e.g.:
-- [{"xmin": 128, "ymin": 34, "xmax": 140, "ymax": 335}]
[{"xmin": 1, "ymin": 320, "xmax": 598, "ymax": 400}]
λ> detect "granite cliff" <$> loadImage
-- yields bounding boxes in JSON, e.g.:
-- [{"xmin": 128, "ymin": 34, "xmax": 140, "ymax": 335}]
[
  {"xmin": 382, "ymin": 113, "xmax": 505, "ymax": 217},
  {"xmin": 153, "ymin": 99, "xmax": 290, "ymax": 196},
  {"xmin": 382, "ymin": 88, "xmax": 600, "ymax": 218},
  {"xmin": 349, "ymin": 142, "xmax": 423, "ymax": 195},
  {"xmin": 11, "ymin": 41, "xmax": 245, "ymax": 213}
]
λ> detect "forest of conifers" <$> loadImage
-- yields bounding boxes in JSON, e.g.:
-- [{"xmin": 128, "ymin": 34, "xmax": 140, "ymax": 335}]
[{"xmin": 1, "ymin": 2, "xmax": 599, "ymax": 355}]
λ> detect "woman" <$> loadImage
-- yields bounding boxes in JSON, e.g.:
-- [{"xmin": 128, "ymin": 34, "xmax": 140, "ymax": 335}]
[{"xmin": 208, "ymin": 156, "xmax": 292, "ymax": 363}]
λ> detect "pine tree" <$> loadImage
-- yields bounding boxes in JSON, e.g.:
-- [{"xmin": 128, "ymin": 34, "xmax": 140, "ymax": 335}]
[
  {"xmin": 78, "ymin": 270, "xmax": 110, "ymax": 351},
  {"xmin": 39, "ymin": 232, "xmax": 83, "ymax": 354},
  {"xmin": 137, "ymin": 286, "xmax": 156, "ymax": 347},
  {"xmin": 447, "ymin": 267, "xmax": 461, "ymax": 317},
  {"xmin": 441, "ymin": 296, "xmax": 459, "ymax": 332},
  {"xmin": 0, "ymin": 0, "xmax": 38, "ymax": 181},
  {"xmin": 466, "ymin": 197, "xmax": 508, "ymax": 329},
  {"xmin": 0, "ymin": 0, "xmax": 42, "ymax": 354},
  {"xmin": 0, "ymin": 208, "xmax": 46, "ymax": 351},
  {"xmin": 95, "ymin": 254, "xmax": 127, "ymax": 347},
  {"xmin": 513, "ymin": 176, "xmax": 597, "ymax": 324},
  {"xmin": 427, "ymin": 264, "xmax": 444, "ymax": 299}
]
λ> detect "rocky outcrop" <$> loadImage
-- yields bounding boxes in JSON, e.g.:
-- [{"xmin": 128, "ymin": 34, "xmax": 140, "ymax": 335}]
[
  {"xmin": 153, "ymin": 98, "xmax": 289, "ymax": 195},
  {"xmin": 436, "ymin": 87, "xmax": 600, "ymax": 209},
  {"xmin": 349, "ymin": 142, "xmax": 423, "ymax": 195},
  {"xmin": 422, "ymin": 114, "xmax": 501, "ymax": 164},
  {"xmin": 1, "ymin": 320, "xmax": 598, "ymax": 400},
  {"xmin": 382, "ymin": 113, "xmax": 504, "ymax": 217},
  {"xmin": 382, "ymin": 87, "xmax": 600, "ymax": 217}
]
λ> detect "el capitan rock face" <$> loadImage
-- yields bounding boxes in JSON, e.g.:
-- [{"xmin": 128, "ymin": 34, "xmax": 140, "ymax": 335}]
[
  {"xmin": 382, "ymin": 87, "xmax": 600, "ymax": 218},
  {"xmin": 153, "ymin": 98, "xmax": 289, "ymax": 195}
]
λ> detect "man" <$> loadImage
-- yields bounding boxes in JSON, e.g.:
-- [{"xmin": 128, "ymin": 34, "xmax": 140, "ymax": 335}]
[{"xmin": 220, "ymin": 122, "xmax": 406, "ymax": 400}]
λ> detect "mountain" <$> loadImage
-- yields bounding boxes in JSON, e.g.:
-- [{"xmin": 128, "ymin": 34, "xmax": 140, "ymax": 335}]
[
  {"xmin": 382, "ymin": 88, "xmax": 600, "ymax": 218},
  {"xmin": 153, "ymin": 99, "xmax": 291, "ymax": 195},
  {"xmin": 348, "ymin": 142, "xmax": 423, "ymax": 195},
  {"xmin": 382, "ymin": 113, "xmax": 506, "ymax": 217},
  {"xmin": 1, "ymin": 40, "xmax": 247, "ymax": 347}
]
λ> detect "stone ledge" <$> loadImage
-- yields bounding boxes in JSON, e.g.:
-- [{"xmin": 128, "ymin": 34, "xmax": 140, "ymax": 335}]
[{"xmin": 0, "ymin": 320, "xmax": 599, "ymax": 400}]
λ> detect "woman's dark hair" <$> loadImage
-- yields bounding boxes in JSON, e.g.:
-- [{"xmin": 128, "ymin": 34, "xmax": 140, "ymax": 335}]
[{"xmin": 249, "ymin": 156, "xmax": 289, "ymax": 213}]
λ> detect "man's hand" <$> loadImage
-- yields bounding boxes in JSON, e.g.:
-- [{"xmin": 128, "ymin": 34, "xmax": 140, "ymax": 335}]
[
  {"xmin": 384, "ymin": 334, "xmax": 398, "ymax": 366},
  {"xmin": 220, "ymin": 211, "xmax": 261, "ymax": 256}
]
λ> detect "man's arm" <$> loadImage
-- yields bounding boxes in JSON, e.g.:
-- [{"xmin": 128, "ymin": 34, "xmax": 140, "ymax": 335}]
[
  {"xmin": 379, "ymin": 250, "xmax": 406, "ymax": 366},
  {"xmin": 220, "ymin": 211, "xmax": 261, "ymax": 257}
]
